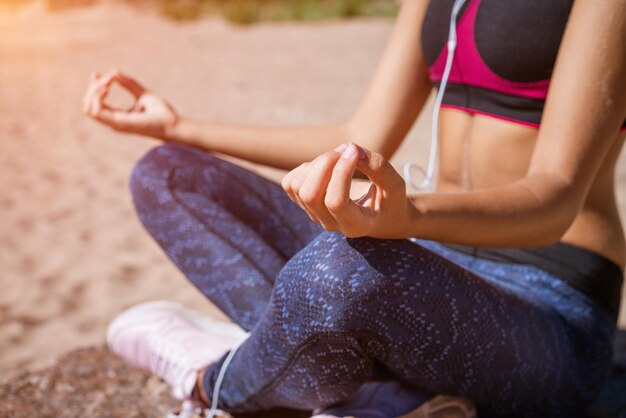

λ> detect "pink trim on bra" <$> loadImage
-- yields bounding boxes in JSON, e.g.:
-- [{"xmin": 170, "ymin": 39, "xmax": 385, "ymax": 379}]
[
  {"xmin": 442, "ymin": 104, "xmax": 626, "ymax": 132},
  {"xmin": 440, "ymin": 104, "xmax": 541, "ymax": 129},
  {"xmin": 428, "ymin": 0, "xmax": 550, "ymax": 100}
]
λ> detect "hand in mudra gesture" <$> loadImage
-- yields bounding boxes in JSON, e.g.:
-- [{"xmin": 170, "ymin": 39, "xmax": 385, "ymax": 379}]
[
  {"xmin": 82, "ymin": 69, "xmax": 179, "ymax": 139},
  {"xmin": 282, "ymin": 143, "xmax": 416, "ymax": 239}
]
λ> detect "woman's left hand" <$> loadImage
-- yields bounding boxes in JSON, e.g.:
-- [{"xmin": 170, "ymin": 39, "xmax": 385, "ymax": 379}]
[{"xmin": 282, "ymin": 143, "xmax": 416, "ymax": 239}]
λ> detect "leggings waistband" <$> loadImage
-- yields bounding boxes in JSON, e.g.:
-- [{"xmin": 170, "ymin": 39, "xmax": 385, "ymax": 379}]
[{"xmin": 440, "ymin": 242, "xmax": 624, "ymax": 317}]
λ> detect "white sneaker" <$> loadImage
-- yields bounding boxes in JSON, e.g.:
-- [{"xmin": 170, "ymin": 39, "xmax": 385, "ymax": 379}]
[{"xmin": 107, "ymin": 301, "xmax": 247, "ymax": 403}]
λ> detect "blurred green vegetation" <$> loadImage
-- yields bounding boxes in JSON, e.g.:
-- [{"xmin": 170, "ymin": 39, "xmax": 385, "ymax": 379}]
[
  {"xmin": 157, "ymin": 0, "xmax": 399, "ymax": 24},
  {"xmin": 1, "ymin": 0, "xmax": 398, "ymax": 22}
]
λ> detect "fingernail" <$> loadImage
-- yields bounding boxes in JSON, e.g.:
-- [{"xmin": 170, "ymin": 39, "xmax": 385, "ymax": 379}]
[
  {"xmin": 342, "ymin": 143, "xmax": 357, "ymax": 159},
  {"xmin": 356, "ymin": 145, "xmax": 366, "ymax": 160},
  {"xmin": 334, "ymin": 143, "xmax": 348, "ymax": 153}
]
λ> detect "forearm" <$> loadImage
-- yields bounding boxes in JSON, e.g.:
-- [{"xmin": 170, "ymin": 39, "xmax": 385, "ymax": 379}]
[
  {"xmin": 166, "ymin": 117, "xmax": 352, "ymax": 170},
  {"xmin": 407, "ymin": 173, "xmax": 578, "ymax": 248},
  {"xmin": 408, "ymin": 0, "xmax": 626, "ymax": 249}
]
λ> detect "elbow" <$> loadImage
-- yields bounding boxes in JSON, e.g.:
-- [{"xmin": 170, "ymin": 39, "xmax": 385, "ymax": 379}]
[
  {"xmin": 509, "ymin": 209, "xmax": 576, "ymax": 248},
  {"xmin": 538, "ymin": 206, "xmax": 579, "ymax": 246},
  {"xmin": 521, "ymin": 174, "xmax": 581, "ymax": 247},
  {"xmin": 529, "ymin": 216, "xmax": 574, "ymax": 247}
]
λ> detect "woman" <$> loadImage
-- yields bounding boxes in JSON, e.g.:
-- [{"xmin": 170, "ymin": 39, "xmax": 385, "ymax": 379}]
[{"xmin": 83, "ymin": 0, "xmax": 626, "ymax": 417}]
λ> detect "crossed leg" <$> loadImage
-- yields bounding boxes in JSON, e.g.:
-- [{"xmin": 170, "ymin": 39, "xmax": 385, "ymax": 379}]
[
  {"xmin": 130, "ymin": 143, "xmax": 323, "ymax": 331},
  {"xmin": 130, "ymin": 144, "xmax": 607, "ymax": 418}
]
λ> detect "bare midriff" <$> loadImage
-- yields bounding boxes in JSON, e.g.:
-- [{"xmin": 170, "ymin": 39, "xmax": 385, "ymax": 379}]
[{"xmin": 437, "ymin": 108, "xmax": 626, "ymax": 270}]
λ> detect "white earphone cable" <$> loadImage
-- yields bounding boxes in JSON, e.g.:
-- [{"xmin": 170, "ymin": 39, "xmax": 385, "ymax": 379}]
[
  {"xmin": 404, "ymin": 0, "xmax": 467, "ymax": 192},
  {"xmin": 205, "ymin": 333, "xmax": 250, "ymax": 418},
  {"xmin": 193, "ymin": 3, "xmax": 469, "ymax": 415}
]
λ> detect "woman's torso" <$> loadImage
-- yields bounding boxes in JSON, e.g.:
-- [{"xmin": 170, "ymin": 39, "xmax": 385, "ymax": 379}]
[
  {"xmin": 420, "ymin": 0, "xmax": 626, "ymax": 269},
  {"xmin": 438, "ymin": 111, "xmax": 626, "ymax": 270}
]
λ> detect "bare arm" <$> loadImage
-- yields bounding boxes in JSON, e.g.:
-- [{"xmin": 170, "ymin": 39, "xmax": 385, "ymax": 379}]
[
  {"xmin": 84, "ymin": 0, "xmax": 432, "ymax": 170},
  {"xmin": 167, "ymin": 0, "xmax": 432, "ymax": 169},
  {"xmin": 405, "ymin": 0, "xmax": 626, "ymax": 247},
  {"xmin": 283, "ymin": 0, "xmax": 626, "ymax": 248},
  {"xmin": 166, "ymin": 120, "xmax": 350, "ymax": 170}
]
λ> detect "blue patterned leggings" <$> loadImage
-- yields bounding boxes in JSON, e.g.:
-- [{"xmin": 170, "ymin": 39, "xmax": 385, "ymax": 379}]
[{"xmin": 129, "ymin": 143, "xmax": 616, "ymax": 418}]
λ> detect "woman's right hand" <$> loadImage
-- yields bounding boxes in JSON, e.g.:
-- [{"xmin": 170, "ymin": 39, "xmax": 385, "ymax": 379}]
[{"xmin": 82, "ymin": 69, "xmax": 179, "ymax": 140}]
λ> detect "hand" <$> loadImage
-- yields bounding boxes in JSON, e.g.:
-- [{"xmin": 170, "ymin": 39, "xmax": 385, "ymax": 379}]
[
  {"xmin": 282, "ymin": 143, "xmax": 416, "ymax": 239},
  {"xmin": 82, "ymin": 69, "xmax": 179, "ymax": 139}
]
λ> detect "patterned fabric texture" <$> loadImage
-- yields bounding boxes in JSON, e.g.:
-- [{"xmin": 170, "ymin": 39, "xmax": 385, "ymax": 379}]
[{"xmin": 129, "ymin": 144, "xmax": 619, "ymax": 418}]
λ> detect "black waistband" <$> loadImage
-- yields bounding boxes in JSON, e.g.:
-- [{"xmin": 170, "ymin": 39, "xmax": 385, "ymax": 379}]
[{"xmin": 441, "ymin": 242, "xmax": 624, "ymax": 317}]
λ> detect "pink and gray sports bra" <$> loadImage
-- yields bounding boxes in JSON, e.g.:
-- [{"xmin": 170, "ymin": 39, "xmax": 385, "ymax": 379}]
[{"xmin": 421, "ymin": 0, "xmax": 626, "ymax": 130}]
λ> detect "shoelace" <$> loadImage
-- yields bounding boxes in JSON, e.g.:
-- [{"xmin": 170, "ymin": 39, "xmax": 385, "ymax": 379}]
[
  {"xmin": 205, "ymin": 334, "xmax": 249, "ymax": 418},
  {"xmin": 150, "ymin": 334, "xmax": 197, "ymax": 400}
]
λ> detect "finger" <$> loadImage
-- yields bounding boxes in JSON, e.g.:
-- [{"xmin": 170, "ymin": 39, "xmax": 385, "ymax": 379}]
[
  {"xmin": 82, "ymin": 73, "xmax": 101, "ymax": 114},
  {"xmin": 89, "ymin": 87, "xmax": 137, "ymax": 131},
  {"xmin": 325, "ymin": 143, "xmax": 363, "ymax": 227},
  {"xmin": 108, "ymin": 69, "xmax": 147, "ymax": 99},
  {"xmin": 356, "ymin": 146, "xmax": 405, "ymax": 193},
  {"xmin": 354, "ymin": 182, "xmax": 376, "ymax": 206},
  {"xmin": 88, "ymin": 83, "xmax": 108, "ymax": 117},
  {"xmin": 298, "ymin": 151, "xmax": 342, "ymax": 230},
  {"xmin": 98, "ymin": 70, "xmax": 117, "ymax": 87},
  {"xmin": 289, "ymin": 164, "xmax": 322, "ymax": 223},
  {"xmin": 83, "ymin": 72, "xmax": 117, "ymax": 115},
  {"xmin": 281, "ymin": 163, "xmax": 308, "ymax": 203},
  {"xmin": 89, "ymin": 86, "xmax": 107, "ymax": 121},
  {"xmin": 92, "ymin": 106, "xmax": 137, "ymax": 131},
  {"xmin": 282, "ymin": 163, "xmax": 319, "ymax": 222}
]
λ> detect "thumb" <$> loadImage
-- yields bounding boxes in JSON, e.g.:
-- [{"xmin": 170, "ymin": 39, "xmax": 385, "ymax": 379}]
[
  {"xmin": 93, "ymin": 106, "xmax": 143, "ymax": 132},
  {"xmin": 355, "ymin": 146, "xmax": 405, "ymax": 192}
]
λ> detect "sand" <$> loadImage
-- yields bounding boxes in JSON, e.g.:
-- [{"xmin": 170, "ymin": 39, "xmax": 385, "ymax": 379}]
[{"xmin": 0, "ymin": 1, "xmax": 625, "ymax": 377}]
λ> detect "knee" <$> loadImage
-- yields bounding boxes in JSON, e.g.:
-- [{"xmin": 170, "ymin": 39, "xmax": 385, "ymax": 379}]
[
  {"xmin": 130, "ymin": 144, "xmax": 178, "ymax": 211},
  {"xmin": 274, "ymin": 232, "xmax": 391, "ymax": 331},
  {"xmin": 129, "ymin": 143, "xmax": 221, "ymax": 207},
  {"xmin": 130, "ymin": 144, "xmax": 204, "ymax": 190}
]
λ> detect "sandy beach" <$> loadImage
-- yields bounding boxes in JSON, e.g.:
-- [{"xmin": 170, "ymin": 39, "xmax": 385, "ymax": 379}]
[{"xmin": 0, "ymin": 1, "xmax": 625, "ymax": 377}]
